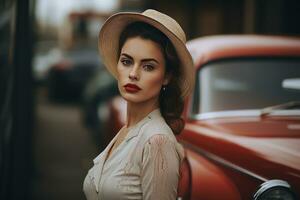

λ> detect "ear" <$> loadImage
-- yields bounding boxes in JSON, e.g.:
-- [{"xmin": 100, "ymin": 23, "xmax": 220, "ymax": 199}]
[{"xmin": 163, "ymin": 73, "xmax": 171, "ymax": 85}]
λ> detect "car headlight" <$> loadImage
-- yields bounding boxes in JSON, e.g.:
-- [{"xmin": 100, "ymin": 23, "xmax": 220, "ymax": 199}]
[{"xmin": 254, "ymin": 179, "xmax": 296, "ymax": 200}]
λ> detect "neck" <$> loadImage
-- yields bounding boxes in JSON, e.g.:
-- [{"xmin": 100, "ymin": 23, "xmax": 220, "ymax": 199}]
[{"xmin": 125, "ymin": 97, "xmax": 159, "ymax": 128}]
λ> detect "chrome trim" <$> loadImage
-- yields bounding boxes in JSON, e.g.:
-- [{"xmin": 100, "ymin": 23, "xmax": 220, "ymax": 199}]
[
  {"xmin": 253, "ymin": 179, "xmax": 294, "ymax": 200},
  {"xmin": 269, "ymin": 110, "xmax": 300, "ymax": 116},
  {"xmin": 191, "ymin": 110, "xmax": 260, "ymax": 120},
  {"xmin": 190, "ymin": 109, "xmax": 300, "ymax": 120},
  {"xmin": 180, "ymin": 141, "xmax": 268, "ymax": 182},
  {"xmin": 261, "ymin": 101, "xmax": 300, "ymax": 116}
]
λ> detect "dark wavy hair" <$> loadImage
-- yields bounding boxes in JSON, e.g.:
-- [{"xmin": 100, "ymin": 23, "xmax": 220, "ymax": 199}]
[{"xmin": 118, "ymin": 22, "xmax": 185, "ymax": 135}]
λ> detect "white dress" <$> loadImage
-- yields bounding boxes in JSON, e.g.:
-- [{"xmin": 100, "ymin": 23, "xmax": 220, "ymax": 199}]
[{"xmin": 83, "ymin": 108, "xmax": 184, "ymax": 200}]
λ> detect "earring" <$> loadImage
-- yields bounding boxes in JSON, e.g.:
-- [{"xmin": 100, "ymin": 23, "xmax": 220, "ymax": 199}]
[{"xmin": 162, "ymin": 85, "xmax": 166, "ymax": 91}]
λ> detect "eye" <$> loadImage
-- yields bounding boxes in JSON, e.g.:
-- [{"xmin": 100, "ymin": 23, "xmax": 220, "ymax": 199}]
[
  {"xmin": 143, "ymin": 64, "xmax": 155, "ymax": 71},
  {"xmin": 120, "ymin": 58, "xmax": 132, "ymax": 66}
]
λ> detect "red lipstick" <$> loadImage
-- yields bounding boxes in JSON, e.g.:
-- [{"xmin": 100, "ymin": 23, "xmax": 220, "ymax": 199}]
[{"xmin": 124, "ymin": 83, "xmax": 141, "ymax": 93}]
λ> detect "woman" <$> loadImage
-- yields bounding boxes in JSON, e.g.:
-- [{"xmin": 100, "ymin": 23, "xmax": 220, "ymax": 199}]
[{"xmin": 83, "ymin": 9, "xmax": 195, "ymax": 200}]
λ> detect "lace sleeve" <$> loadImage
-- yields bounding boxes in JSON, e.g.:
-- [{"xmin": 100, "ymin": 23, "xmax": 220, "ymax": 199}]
[{"xmin": 141, "ymin": 134, "xmax": 181, "ymax": 200}]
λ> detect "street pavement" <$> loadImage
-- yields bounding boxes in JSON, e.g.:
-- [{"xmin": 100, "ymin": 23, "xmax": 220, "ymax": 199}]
[{"xmin": 31, "ymin": 88, "xmax": 99, "ymax": 200}]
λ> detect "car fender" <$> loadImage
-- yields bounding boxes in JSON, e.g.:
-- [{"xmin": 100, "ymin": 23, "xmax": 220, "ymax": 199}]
[{"xmin": 186, "ymin": 148, "xmax": 241, "ymax": 200}]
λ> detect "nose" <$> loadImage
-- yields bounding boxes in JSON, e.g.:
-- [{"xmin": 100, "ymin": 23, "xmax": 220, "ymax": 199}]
[{"xmin": 129, "ymin": 65, "xmax": 139, "ymax": 81}]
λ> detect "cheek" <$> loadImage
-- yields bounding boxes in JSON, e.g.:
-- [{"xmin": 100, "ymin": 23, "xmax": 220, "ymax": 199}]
[
  {"xmin": 116, "ymin": 64, "xmax": 126, "ymax": 82},
  {"xmin": 116, "ymin": 65, "xmax": 125, "ymax": 93},
  {"xmin": 144, "ymin": 73, "xmax": 165, "ymax": 91}
]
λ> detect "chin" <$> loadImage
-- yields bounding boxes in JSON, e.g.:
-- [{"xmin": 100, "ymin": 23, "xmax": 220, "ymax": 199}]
[
  {"xmin": 121, "ymin": 93, "xmax": 145, "ymax": 103},
  {"xmin": 120, "ymin": 91, "xmax": 159, "ymax": 105}
]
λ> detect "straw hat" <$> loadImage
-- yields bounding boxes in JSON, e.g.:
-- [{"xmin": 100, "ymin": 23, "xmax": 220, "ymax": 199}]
[{"xmin": 98, "ymin": 9, "xmax": 195, "ymax": 99}]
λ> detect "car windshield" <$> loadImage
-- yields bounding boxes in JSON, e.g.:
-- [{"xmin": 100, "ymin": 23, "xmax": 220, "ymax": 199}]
[{"xmin": 192, "ymin": 58, "xmax": 300, "ymax": 114}]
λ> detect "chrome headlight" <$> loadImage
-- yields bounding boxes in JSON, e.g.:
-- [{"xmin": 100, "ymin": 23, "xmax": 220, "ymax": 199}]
[{"xmin": 254, "ymin": 180, "xmax": 296, "ymax": 200}]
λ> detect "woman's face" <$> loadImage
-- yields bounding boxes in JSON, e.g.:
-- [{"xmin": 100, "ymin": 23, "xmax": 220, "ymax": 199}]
[{"xmin": 117, "ymin": 36, "xmax": 169, "ymax": 104}]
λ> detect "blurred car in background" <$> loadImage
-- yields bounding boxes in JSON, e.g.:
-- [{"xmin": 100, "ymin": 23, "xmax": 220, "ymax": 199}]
[
  {"xmin": 101, "ymin": 35, "xmax": 300, "ymax": 199},
  {"xmin": 47, "ymin": 11, "xmax": 108, "ymax": 102},
  {"xmin": 32, "ymin": 41, "xmax": 62, "ymax": 85},
  {"xmin": 47, "ymin": 47, "xmax": 102, "ymax": 102},
  {"xmin": 81, "ymin": 68, "xmax": 119, "ymax": 148}
]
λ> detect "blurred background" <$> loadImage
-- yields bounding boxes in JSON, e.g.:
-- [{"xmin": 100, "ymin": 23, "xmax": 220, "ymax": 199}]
[{"xmin": 0, "ymin": 0, "xmax": 299, "ymax": 199}]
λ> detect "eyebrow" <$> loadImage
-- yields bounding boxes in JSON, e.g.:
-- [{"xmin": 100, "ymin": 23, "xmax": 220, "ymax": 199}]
[{"xmin": 121, "ymin": 53, "xmax": 160, "ymax": 64}]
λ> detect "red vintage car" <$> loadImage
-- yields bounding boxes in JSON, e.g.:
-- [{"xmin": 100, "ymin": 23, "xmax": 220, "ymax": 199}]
[{"xmin": 102, "ymin": 35, "xmax": 300, "ymax": 200}]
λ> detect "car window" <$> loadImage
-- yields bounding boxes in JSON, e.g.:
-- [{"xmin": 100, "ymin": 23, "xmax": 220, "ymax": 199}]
[{"xmin": 191, "ymin": 58, "xmax": 300, "ymax": 114}]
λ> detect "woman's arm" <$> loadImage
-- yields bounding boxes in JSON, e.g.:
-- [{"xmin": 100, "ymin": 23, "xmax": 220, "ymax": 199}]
[{"xmin": 141, "ymin": 134, "xmax": 181, "ymax": 200}]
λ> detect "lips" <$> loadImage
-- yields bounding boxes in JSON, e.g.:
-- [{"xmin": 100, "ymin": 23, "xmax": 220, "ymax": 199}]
[{"xmin": 124, "ymin": 83, "xmax": 141, "ymax": 93}]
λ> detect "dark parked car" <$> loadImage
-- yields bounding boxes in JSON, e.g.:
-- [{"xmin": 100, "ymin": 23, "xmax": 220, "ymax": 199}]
[
  {"xmin": 47, "ymin": 47, "xmax": 102, "ymax": 102},
  {"xmin": 101, "ymin": 35, "xmax": 300, "ymax": 199}
]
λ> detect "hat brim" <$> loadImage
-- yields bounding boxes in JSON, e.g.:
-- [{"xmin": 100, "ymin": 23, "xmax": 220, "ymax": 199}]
[{"xmin": 98, "ymin": 12, "xmax": 195, "ymax": 99}]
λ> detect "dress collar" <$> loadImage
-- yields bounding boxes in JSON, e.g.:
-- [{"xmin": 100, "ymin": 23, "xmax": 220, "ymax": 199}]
[
  {"xmin": 91, "ymin": 128, "xmax": 125, "ymax": 192},
  {"xmin": 92, "ymin": 108, "xmax": 162, "ymax": 164},
  {"xmin": 124, "ymin": 108, "xmax": 162, "ymax": 142},
  {"xmin": 91, "ymin": 108, "xmax": 163, "ymax": 192}
]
